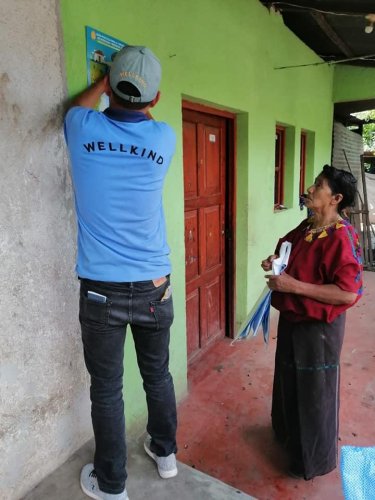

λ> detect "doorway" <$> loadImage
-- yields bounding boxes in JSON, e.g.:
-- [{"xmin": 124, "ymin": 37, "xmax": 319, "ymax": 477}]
[{"xmin": 182, "ymin": 101, "xmax": 236, "ymax": 365}]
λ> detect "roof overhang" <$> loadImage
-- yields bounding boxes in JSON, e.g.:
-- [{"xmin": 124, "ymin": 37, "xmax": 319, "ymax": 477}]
[{"xmin": 260, "ymin": 1, "xmax": 375, "ymax": 68}]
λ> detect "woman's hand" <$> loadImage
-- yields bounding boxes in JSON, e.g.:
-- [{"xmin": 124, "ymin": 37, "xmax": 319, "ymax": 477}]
[
  {"xmin": 265, "ymin": 272, "xmax": 299, "ymax": 293},
  {"xmin": 261, "ymin": 255, "xmax": 278, "ymax": 271},
  {"xmin": 266, "ymin": 273, "xmax": 357, "ymax": 304}
]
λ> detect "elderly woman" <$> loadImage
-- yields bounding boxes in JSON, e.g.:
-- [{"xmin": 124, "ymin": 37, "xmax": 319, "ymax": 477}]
[{"xmin": 262, "ymin": 165, "xmax": 362, "ymax": 480}]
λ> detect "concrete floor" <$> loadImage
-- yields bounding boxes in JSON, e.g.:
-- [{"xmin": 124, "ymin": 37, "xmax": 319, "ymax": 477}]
[
  {"xmin": 23, "ymin": 272, "xmax": 374, "ymax": 500},
  {"xmin": 177, "ymin": 271, "xmax": 375, "ymax": 500},
  {"xmin": 23, "ymin": 436, "xmax": 255, "ymax": 500}
]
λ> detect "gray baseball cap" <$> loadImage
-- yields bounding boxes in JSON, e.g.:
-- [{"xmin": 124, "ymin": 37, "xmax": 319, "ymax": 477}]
[{"xmin": 109, "ymin": 45, "xmax": 161, "ymax": 103}]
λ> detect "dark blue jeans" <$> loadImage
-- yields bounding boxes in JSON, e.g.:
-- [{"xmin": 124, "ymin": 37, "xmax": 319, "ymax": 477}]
[{"xmin": 79, "ymin": 276, "xmax": 177, "ymax": 494}]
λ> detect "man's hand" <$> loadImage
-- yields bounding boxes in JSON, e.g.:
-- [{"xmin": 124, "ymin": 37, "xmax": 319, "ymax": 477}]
[{"xmin": 67, "ymin": 75, "xmax": 110, "ymax": 111}]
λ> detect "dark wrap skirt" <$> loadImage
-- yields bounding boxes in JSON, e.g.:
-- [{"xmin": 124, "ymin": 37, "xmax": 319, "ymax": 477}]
[{"xmin": 272, "ymin": 313, "xmax": 346, "ymax": 480}]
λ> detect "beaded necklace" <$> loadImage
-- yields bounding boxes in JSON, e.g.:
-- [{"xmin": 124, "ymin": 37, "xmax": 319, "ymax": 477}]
[
  {"xmin": 308, "ymin": 217, "xmax": 342, "ymax": 233},
  {"xmin": 304, "ymin": 217, "xmax": 344, "ymax": 242}
]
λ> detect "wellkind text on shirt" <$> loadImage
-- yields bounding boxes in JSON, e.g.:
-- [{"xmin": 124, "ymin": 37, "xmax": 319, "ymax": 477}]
[{"xmin": 82, "ymin": 141, "xmax": 164, "ymax": 165}]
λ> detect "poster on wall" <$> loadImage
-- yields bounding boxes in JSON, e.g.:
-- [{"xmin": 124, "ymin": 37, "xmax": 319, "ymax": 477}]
[{"xmin": 85, "ymin": 26, "xmax": 126, "ymax": 110}]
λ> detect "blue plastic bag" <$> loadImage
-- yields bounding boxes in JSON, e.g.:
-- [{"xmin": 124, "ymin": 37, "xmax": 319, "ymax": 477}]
[
  {"xmin": 234, "ymin": 241, "xmax": 292, "ymax": 344},
  {"xmin": 341, "ymin": 445, "xmax": 375, "ymax": 500},
  {"xmin": 236, "ymin": 287, "xmax": 272, "ymax": 343}
]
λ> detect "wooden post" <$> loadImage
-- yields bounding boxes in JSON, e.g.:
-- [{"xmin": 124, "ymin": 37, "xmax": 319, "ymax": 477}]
[{"xmin": 360, "ymin": 154, "xmax": 374, "ymax": 268}]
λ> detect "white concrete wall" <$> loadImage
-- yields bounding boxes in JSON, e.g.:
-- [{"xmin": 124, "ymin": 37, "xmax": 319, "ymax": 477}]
[
  {"xmin": 332, "ymin": 121, "xmax": 364, "ymax": 179},
  {"xmin": 366, "ymin": 173, "xmax": 375, "ymax": 224},
  {"xmin": 0, "ymin": 1, "xmax": 91, "ymax": 498}
]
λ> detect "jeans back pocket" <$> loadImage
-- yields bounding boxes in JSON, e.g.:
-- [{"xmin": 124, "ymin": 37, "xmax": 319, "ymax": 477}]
[
  {"xmin": 150, "ymin": 296, "xmax": 174, "ymax": 331},
  {"xmin": 79, "ymin": 294, "xmax": 111, "ymax": 327}
]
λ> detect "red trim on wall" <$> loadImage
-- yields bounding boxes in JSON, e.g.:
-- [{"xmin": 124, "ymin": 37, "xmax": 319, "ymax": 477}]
[
  {"xmin": 300, "ymin": 132, "xmax": 307, "ymax": 195},
  {"xmin": 182, "ymin": 99, "xmax": 237, "ymax": 119},
  {"xmin": 275, "ymin": 126, "xmax": 286, "ymax": 207}
]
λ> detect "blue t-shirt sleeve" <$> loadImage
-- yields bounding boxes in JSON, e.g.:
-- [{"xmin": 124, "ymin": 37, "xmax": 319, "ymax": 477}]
[
  {"xmin": 158, "ymin": 122, "xmax": 177, "ymax": 161},
  {"xmin": 64, "ymin": 106, "xmax": 93, "ymax": 145}
]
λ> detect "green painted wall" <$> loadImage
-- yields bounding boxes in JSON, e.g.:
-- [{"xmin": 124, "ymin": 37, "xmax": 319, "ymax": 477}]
[
  {"xmin": 333, "ymin": 65, "xmax": 375, "ymax": 103},
  {"xmin": 60, "ymin": 0, "xmax": 335, "ymax": 432}
]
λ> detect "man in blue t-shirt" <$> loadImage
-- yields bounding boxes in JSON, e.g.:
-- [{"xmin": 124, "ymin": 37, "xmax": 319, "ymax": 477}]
[{"xmin": 64, "ymin": 46, "xmax": 177, "ymax": 500}]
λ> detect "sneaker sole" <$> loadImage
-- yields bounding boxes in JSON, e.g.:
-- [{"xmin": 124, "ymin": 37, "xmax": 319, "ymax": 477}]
[
  {"xmin": 80, "ymin": 478, "xmax": 129, "ymax": 500},
  {"xmin": 80, "ymin": 479, "xmax": 102, "ymax": 500},
  {"xmin": 143, "ymin": 441, "xmax": 178, "ymax": 479}
]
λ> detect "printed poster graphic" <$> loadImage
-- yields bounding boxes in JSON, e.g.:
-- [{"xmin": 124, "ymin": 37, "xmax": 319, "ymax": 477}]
[{"xmin": 85, "ymin": 26, "xmax": 126, "ymax": 110}]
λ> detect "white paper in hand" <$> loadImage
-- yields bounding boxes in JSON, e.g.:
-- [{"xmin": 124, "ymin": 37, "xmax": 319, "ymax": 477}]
[{"xmin": 272, "ymin": 241, "xmax": 292, "ymax": 275}]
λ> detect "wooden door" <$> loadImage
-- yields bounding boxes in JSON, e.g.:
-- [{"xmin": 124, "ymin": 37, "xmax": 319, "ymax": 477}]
[{"xmin": 183, "ymin": 108, "xmax": 227, "ymax": 363}]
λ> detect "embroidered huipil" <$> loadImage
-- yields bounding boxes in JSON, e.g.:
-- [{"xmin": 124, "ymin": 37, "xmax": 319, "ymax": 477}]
[{"xmin": 271, "ymin": 218, "xmax": 363, "ymax": 323}]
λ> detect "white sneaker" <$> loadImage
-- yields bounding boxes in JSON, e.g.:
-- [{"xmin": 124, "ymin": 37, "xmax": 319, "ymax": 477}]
[
  {"xmin": 80, "ymin": 464, "xmax": 129, "ymax": 500},
  {"xmin": 144, "ymin": 436, "xmax": 178, "ymax": 479}
]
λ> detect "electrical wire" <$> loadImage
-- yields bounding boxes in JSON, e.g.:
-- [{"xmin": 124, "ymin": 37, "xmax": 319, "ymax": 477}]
[
  {"xmin": 274, "ymin": 53, "xmax": 375, "ymax": 69},
  {"xmin": 265, "ymin": 2, "xmax": 369, "ymax": 17}
]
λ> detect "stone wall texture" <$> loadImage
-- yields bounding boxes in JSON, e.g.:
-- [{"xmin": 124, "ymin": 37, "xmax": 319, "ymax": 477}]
[{"xmin": 0, "ymin": 2, "xmax": 91, "ymax": 498}]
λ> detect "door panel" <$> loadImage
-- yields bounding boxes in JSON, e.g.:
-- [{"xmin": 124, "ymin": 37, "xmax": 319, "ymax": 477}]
[
  {"xmin": 202, "ymin": 275, "xmax": 222, "ymax": 343},
  {"xmin": 201, "ymin": 205, "xmax": 222, "ymax": 271},
  {"xmin": 200, "ymin": 125, "xmax": 222, "ymax": 196},
  {"xmin": 183, "ymin": 121, "xmax": 198, "ymax": 199},
  {"xmin": 186, "ymin": 289, "xmax": 200, "ymax": 355},
  {"xmin": 183, "ymin": 108, "xmax": 227, "ymax": 362},
  {"xmin": 184, "ymin": 210, "xmax": 199, "ymax": 282}
]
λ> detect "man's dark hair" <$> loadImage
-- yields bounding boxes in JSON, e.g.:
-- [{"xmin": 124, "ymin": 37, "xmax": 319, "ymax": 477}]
[
  {"xmin": 321, "ymin": 164, "xmax": 357, "ymax": 212},
  {"xmin": 112, "ymin": 81, "xmax": 152, "ymax": 110}
]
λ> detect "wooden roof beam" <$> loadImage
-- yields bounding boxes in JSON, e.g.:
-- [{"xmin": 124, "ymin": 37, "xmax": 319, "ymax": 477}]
[{"xmin": 310, "ymin": 11, "xmax": 354, "ymax": 58}]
